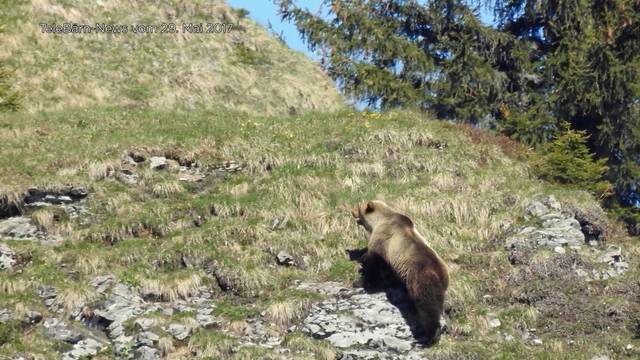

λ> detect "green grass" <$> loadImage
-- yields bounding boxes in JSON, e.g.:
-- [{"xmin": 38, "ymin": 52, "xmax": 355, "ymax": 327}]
[
  {"xmin": 0, "ymin": 107, "xmax": 638, "ymax": 358},
  {"xmin": 0, "ymin": 1, "xmax": 344, "ymax": 115}
]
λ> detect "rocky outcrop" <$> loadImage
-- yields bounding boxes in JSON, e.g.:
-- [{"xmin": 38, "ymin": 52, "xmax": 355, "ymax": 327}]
[
  {"xmin": 506, "ymin": 196, "xmax": 629, "ymax": 281},
  {"xmin": 0, "ymin": 216, "xmax": 40, "ymax": 240},
  {"xmin": 506, "ymin": 197, "xmax": 585, "ymax": 250},
  {"xmin": 295, "ymin": 282, "xmax": 430, "ymax": 360},
  {"xmin": 0, "ymin": 243, "xmax": 17, "ymax": 269}
]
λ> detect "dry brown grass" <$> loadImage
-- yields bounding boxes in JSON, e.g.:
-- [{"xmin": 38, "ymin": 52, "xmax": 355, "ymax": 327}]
[
  {"xmin": 87, "ymin": 160, "xmax": 118, "ymax": 180},
  {"xmin": 151, "ymin": 181, "xmax": 184, "ymax": 198},
  {"xmin": 158, "ymin": 336, "xmax": 175, "ymax": 356},
  {"xmin": 55, "ymin": 285, "xmax": 96, "ymax": 313},
  {"xmin": 2, "ymin": 1, "xmax": 344, "ymax": 115},
  {"xmin": 31, "ymin": 208, "xmax": 55, "ymax": 232},
  {"xmin": 264, "ymin": 299, "xmax": 311, "ymax": 328},
  {"xmin": 0, "ymin": 278, "xmax": 31, "ymax": 295},
  {"xmin": 139, "ymin": 273, "xmax": 203, "ymax": 302}
]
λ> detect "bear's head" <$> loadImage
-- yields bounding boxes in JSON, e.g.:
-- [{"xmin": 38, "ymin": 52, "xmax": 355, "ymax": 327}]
[{"xmin": 351, "ymin": 200, "xmax": 393, "ymax": 233}]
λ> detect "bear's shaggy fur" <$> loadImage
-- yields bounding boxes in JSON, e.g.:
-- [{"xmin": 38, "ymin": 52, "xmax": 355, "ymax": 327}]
[{"xmin": 351, "ymin": 200, "xmax": 449, "ymax": 343}]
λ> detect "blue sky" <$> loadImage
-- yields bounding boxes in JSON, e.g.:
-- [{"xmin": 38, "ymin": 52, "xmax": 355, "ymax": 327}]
[
  {"xmin": 227, "ymin": 0, "xmax": 323, "ymax": 57},
  {"xmin": 227, "ymin": 1, "xmax": 495, "ymax": 60}
]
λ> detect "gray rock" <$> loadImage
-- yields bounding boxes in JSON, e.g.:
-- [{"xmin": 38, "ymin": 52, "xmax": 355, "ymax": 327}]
[
  {"xmin": 38, "ymin": 285, "xmax": 60, "ymax": 312},
  {"xmin": 89, "ymin": 274, "xmax": 115, "ymax": 294},
  {"xmin": 0, "ymin": 217, "xmax": 39, "ymax": 240},
  {"xmin": 62, "ymin": 337, "xmax": 107, "ymax": 360},
  {"xmin": 216, "ymin": 161, "xmax": 243, "ymax": 173},
  {"xmin": 590, "ymin": 356, "xmax": 610, "ymax": 360},
  {"xmin": 0, "ymin": 308, "xmax": 12, "ymax": 323},
  {"xmin": 276, "ymin": 250, "xmax": 297, "ymax": 266},
  {"xmin": 299, "ymin": 282, "xmax": 424, "ymax": 357},
  {"xmin": 526, "ymin": 201, "xmax": 549, "ymax": 217},
  {"xmin": 136, "ymin": 331, "xmax": 160, "ymax": 347},
  {"xmin": 613, "ymin": 261, "xmax": 629, "ymax": 274},
  {"xmin": 117, "ymin": 169, "xmax": 139, "ymax": 185},
  {"xmin": 135, "ymin": 346, "xmax": 161, "ymax": 360},
  {"xmin": 67, "ymin": 186, "xmax": 89, "ymax": 199},
  {"xmin": 166, "ymin": 323, "xmax": 190, "ymax": 341},
  {"xmin": 134, "ymin": 317, "xmax": 155, "ymax": 331},
  {"xmin": 553, "ymin": 246, "xmax": 566, "ymax": 254},
  {"xmin": 173, "ymin": 303, "xmax": 194, "ymax": 314},
  {"xmin": 149, "ymin": 156, "xmax": 167, "ymax": 170},
  {"xmin": 43, "ymin": 318, "xmax": 84, "ymax": 343},
  {"xmin": 23, "ymin": 310, "xmax": 42, "ymax": 325},
  {"xmin": 178, "ymin": 172, "xmax": 205, "ymax": 182},
  {"xmin": 506, "ymin": 210, "xmax": 585, "ymax": 250},
  {"xmin": 598, "ymin": 245, "xmax": 622, "ymax": 264},
  {"xmin": 542, "ymin": 195, "xmax": 562, "ymax": 211},
  {"xmin": 196, "ymin": 313, "xmax": 221, "ymax": 329},
  {"xmin": 94, "ymin": 283, "xmax": 145, "ymax": 324},
  {"xmin": 531, "ymin": 338, "xmax": 543, "ymax": 346},
  {"xmin": 487, "ymin": 313, "xmax": 501, "ymax": 328},
  {"xmin": 0, "ymin": 243, "xmax": 17, "ymax": 270}
]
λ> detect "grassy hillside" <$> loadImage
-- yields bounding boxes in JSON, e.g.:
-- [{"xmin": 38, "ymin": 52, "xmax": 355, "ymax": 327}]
[
  {"xmin": 0, "ymin": 0, "xmax": 343, "ymax": 114},
  {"xmin": 0, "ymin": 108, "xmax": 638, "ymax": 359}
]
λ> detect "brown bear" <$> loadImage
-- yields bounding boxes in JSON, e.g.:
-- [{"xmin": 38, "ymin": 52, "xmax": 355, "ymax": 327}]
[{"xmin": 351, "ymin": 200, "xmax": 449, "ymax": 344}]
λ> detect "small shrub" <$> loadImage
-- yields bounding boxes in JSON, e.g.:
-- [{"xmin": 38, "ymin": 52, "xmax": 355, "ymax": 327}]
[{"xmin": 531, "ymin": 125, "xmax": 612, "ymax": 198}]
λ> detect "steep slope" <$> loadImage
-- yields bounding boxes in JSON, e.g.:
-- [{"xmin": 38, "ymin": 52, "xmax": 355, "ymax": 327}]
[
  {"xmin": 0, "ymin": 0, "xmax": 343, "ymax": 114},
  {"xmin": 0, "ymin": 108, "xmax": 638, "ymax": 359}
]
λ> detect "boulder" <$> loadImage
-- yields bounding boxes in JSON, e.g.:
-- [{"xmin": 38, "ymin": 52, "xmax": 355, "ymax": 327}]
[
  {"xmin": 297, "ymin": 282, "xmax": 428, "ymax": 358},
  {"xmin": 43, "ymin": 318, "xmax": 84, "ymax": 343},
  {"xmin": 149, "ymin": 156, "xmax": 168, "ymax": 170},
  {"xmin": 166, "ymin": 323, "xmax": 191, "ymax": 341},
  {"xmin": 0, "ymin": 217, "xmax": 39, "ymax": 240},
  {"xmin": 0, "ymin": 243, "xmax": 17, "ymax": 270},
  {"xmin": 276, "ymin": 250, "xmax": 297, "ymax": 267}
]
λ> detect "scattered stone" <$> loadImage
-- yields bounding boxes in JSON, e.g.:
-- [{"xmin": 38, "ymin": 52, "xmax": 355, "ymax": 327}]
[
  {"xmin": 134, "ymin": 346, "xmax": 161, "ymax": 360},
  {"xmin": 178, "ymin": 172, "xmax": 205, "ymax": 182},
  {"xmin": 117, "ymin": 169, "xmax": 139, "ymax": 185},
  {"xmin": 62, "ymin": 337, "xmax": 107, "ymax": 360},
  {"xmin": 0, "ymin": 217, "xmax": 40, "ymax": 240},
  {"xmin": 23, "ymin": 310, "xmax": 43, "ymax": 325},
  {"xmin": 598, "ymin": 245, "xmax": 622, "ymax": 264},
  {"xmin": 214, "ymin": 160, "xmax": 243, "ymax": 173},
  {"xmin": 531, "ymin": 338, "xmax": 543, "ymax": 346},
  {"xmin": 149, "ymin": 156, "xmax": 168, "ymax": 170},
  {"xmin": 196, "ymin": 313, "xmax": 221, "ymax": 329},
  {"xmin": 166, "ymin": 323, "xmax": 190, "ymax": 341},
  {"xmin": 0, "ymin": 243, "xmax": 17, "ymax": 270},
  {"xmin": 129, "ymin": 151, "xmax": 146, "ymax": 163},
  {"xmin": 0, "ymin": 308, "xmax": 12, "ymax": 323},
  {"xmin": 134, "ymin": 318, "xmax": 155, "ymax": 331},
  {"xmin": 542, "ymin": 195, "xmax": 561, "ymax": 211},
  {"xmin": 276, "ymin": 250, "xmax": 297, "ymax": 267},
  {"xmin": 43, "ymin": 318, "xmax": 84, "ymax": 343},
  {"xmin": 94, "ymin": 283, "xmax": 145, "ymax": 324},
  {"xmin": 526, "ymin": 201, "xmax": 549, "ymax": 217},
  {"xmin": 136, "ymin": 331, "xmax": 160, "ymax": 347},
  {"xmin": 554, "ymin": 246, "xmax": 566, "ymax": 254},
  {"xmin": 590, "ymin": 355, "xmax": 610, "ymax": 360},
  {"xmin": 486, "ymin": 313, "xmax": 501, "ymax": 328},
  {"xmin": 38, "ymin": 285, "xmax": 59, "ymax": 312},
  {"xmin": 89, "ymin": 274, "xmax": 115, "ymax": 294}
]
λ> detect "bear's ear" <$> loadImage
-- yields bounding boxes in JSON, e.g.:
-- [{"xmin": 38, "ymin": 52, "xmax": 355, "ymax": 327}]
[{"xmin": 365, "ymin": 201, "xmax": 375, "ymax": 214}]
